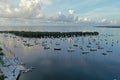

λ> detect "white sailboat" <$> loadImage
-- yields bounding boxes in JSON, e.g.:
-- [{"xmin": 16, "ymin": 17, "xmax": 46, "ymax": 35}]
[
  {"xmin": 81, "ymin": 36, "xmax": 89, "ymax": 54},
  {"xmin": 90, "ymin": 48, "xmax": 97, "ymax": 51},
  {"xmin": 44, "ymin": 45, "xmax": 50, "ymax": 49},
  {"xmin": 68, "ymin": 38, "xmax": 75, "ymax": 52},
  {"xmin": 106, "ymin": 49, "xmax": 112, "ymax": 52},
  {"xmin": 81, "ymin": 49, "xmax": 89, "ymax": 54},
  {"xmin": 68, "ymin": 46, "xmax": 74, "ymax": 52}
]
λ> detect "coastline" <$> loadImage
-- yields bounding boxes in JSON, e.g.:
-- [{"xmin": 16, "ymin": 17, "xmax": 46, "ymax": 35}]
[
  {"xmin": 0, "ymin": 56, "xmax": 24, "ymax": 80},
  {"xmin": 95, "ymin": 26, "xmax": 120, "ymax": 28},
  {"xmin": 0, "ymin": 44, "xmax": 25, "ymax": 80},
  {"xmin": 16, "ymin": 71, "xmax": 21, "ymax": 80}
]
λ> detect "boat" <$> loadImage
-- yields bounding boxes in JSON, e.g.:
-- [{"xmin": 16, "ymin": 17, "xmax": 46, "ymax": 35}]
[
  {"xmin": 54, "ymin": 47, "xmax": 61, "ymax": 50},
  {"xmin": 102, "ymin": 53, "xmax": 107, "ymax": 55},
  {"xmin": 68, "ymin": 47, "xmax": 74, "ymax": 52},
  {"xmin": 55, "ymin": 42, "xmax": 60, "ymax": 45},
  {"xmin": 82, "ymin": 50, "xmax": 89, "ymax": 54},
  {"xmin": 73, "ymin": 44, "xmax": 78, "ymax": 47},
  {"xmin": 87, "ymin": 45, "xmax": 91, "ymax": 48},
  {"xmin": 24, "ymin": 43, "xmax": 33, "ymax": 47},
  {"xmin": 42, "ymin": 42, "xmax": 47, "ymax": 46},
  {"xmin": 42, "ymin": 40, "xmax": 47, "ymax": 46},
  {"xmin": 106, "ymin": 50, "xmax": 112, "ymax": 52},
  {"xmin": 96, "ymin": 42, "xmax": 99, "ymax": 45},
  {"xmin": 98, "ymin": 46, "xmax": 104, "ymax": 49},
  {"xmin": 79, "ymin": 46, "xmax": 83, "ymax": 50},
  {"xmin": 44, "ymin": 45, "xmax": 50, "ymax": 49},
  {"xmin": 23, "ymin": 68, "xmax": 32, "ymax": 73},
  {"xmin": 90, "ymin": 48, "xmax": 97, "ymax": 51},
  {"xmin": 88, "ymin": 42, "xmax": 92, "ymax": 44},
  {"xmin": 68, "ymin": 37, "xmax": 75, "ymax": 51}
]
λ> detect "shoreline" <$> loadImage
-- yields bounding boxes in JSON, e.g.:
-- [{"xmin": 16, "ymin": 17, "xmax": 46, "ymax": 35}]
[
  {"xmin": 0, "ymin": 44, "xmax": 26, "ymax": 80},
  {"xmin": 16, "ymin": 71, "xmax": 21, "ymax": 80},
  {"xmin": 0, "ymin": 56, "xmax": 24, "ymax": 80},
  {"xmin": 95, "ymin": 26, "xmax": 120, "ymax": 28}
]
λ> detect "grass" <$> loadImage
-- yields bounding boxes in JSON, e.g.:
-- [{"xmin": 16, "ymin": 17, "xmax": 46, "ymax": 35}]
[
  {"xmin": 0, "ymin": 47, "xmax": 3, "ymax": 51},
  {"xmin": 0, "ymin": 47, "xmax": 4, "ymax": 65},
  {"xmin": 0, "ymin": 52, "xmax": 4, "ymax": 56},
  {"xmin": 0, "ymin": 74, "xmax": 6, "ymax": 80},
  {"xmin": 0, "ymin": 52, "xmax": 4, "ymax": 65}
]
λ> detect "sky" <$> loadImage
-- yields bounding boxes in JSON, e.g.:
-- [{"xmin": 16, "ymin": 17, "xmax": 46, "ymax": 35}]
[{"xmin": 0, "ymin": 0, "xmax": 120, "ymax": 26}]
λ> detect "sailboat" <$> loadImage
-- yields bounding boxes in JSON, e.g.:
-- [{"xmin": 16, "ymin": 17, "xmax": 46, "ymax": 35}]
[
  {"xmin": 90, "ymin": 48, "xmax": 97, "ymax": 51},
  {"xmin": 68, "ymin": 46, "xmax": 74, "ymax": 52},
  {"xmin": 44, "ymin": 45, "xmax": 50, "ymax": 49},
  {"xmin": 81, "ymin": 49, "xmax": 90, "ymax": 54},
  {"xmin": 54, "ymin": 39, "xmax": 61, "ymax": 50},
  {"xmin": 73, "ymin": 38, "xmax": 79, "ymax": 47},
  {"xmin": 68, "ymin": 38, "xmax": 75, "ymax": 52},
  {"xmin": 81, "ymin": 36, "xmax": 89, "ymax": 54},
  {"xmin": 106, "ymin": 49, "xmax": 112, "ymax": 52}
]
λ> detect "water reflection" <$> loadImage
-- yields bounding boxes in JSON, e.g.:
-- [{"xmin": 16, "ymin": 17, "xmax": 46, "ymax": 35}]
[{"xmin": 0, "ymin": 27, "xmax": 120, "ymax": 80}]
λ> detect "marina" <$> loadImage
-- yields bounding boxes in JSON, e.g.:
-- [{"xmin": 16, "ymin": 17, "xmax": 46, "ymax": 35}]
[
  {"xmin": 0, "ymin": 26, "xmax": 119, "ymax": 80},
  {"xmin": 0, "ymin": 0, "xmax": 120, "ymax": 80}
]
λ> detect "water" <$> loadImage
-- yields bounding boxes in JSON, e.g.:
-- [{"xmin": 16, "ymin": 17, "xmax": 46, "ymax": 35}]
[{"xmin": 0, "ymin": 26, "xmax": 120, "ymax": 80}]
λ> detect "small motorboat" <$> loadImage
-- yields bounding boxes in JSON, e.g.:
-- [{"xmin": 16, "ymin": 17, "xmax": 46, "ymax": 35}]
[
  {"xmin": 90, "ymin": 48, "xmax": 97, "ymax": 51},
  {"xmin": 68, "ymin": 47, "xmax": 74, "ymax": 52},
  {"xmin": 82, "ymin": 50, "xmax": 89, "ymax": 54}
]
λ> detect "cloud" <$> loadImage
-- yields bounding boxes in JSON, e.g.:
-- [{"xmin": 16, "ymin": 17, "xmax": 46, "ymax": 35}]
[
  {"xmin": 0, "ymin": 0, "xmax": 9, "ymax": 3},
  {"xmin": 101, "ymin": 19, "xmax": 107, "ymax": 23},
  {"xmin": 75, "ymin": 17, "xmax": 91, "ymax": 23},
  {"xmin": 0, "ymin": 0, "xmax": 119, "ymax": 26},
  {"xmin": 99, "ymin": 18, "xmax": 119, "ymax": 25},
  {"xmin": 48, "ymin": 10, "xmax": 75, "ymax": 22},
  {"xmin": 0, "ymin": 0, "xmax": 45, "ymax": 19},
  {"xmin": 41, "ymin": 0, "xmax": 52, "ymax": 6},
  {"xmin": 68, "ymin": 10, "xmax": 75, "ymax": 15},
  {"xmin": 110, "ymin": 20, "xmax": 118, "ymax": 24},
  {"xmin": 35, "ymin": 12, "xmax": 45, "ymax": 19}
]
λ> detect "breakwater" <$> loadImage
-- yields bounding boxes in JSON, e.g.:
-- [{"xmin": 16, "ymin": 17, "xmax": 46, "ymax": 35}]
[{"xmin": 0, "ymin": 31, "xmax": 99, "ymax": 38}]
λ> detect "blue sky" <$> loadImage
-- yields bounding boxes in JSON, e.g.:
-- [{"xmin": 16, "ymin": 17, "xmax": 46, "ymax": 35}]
[{"xmin": 0, "ymin": 0, "xmax": 120, "ymax": 26}]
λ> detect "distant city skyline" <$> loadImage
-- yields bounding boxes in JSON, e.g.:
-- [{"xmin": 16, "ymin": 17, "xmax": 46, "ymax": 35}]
[{"xmin": 0, "ymin": 0, "xmax": 120, "ymax": 26}]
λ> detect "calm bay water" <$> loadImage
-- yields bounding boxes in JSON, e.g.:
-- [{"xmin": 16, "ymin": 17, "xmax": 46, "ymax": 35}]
[{"xmin": 0, "ymin": 26, "xmax": 120, "ymax": 80}]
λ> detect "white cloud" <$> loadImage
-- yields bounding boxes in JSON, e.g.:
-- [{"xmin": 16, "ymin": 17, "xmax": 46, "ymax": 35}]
[
  {"xmin": 0, "ymin": 0, "xmax": 45, "ymax": 19},
  {"xmin": 101, "ymin": 18, "xmax": 107, "ymax": 23},
  {"xmin": 35, "ymin": 13, "xmax": 45, "ymax": 19},
  {"xmin": 0, "ymin": 0, "xmax": 119, "ymax": 26},
  {"xmin": 110, "ymin": 20, "xmax": 117, "ymax": 24},
  {"xmin": 68, "ymin": 10, "xmax": 75, "ymax": 15},
  {"xmin": 99, "ymin": 18, "xmax": 119, "ymax": 25},
  {"xmin": 75, "ymin": 17, "xmax": 91, "ymax": 23},
  {"xmin": 58, "ymin": 11, "xmax": 62, "ymax": 15},
  {"xmin": 41, "ymin": 0, "xmax": 52, "ymax": 6},
  {"xmin": 48, "ymin": 10, "xmax": 75, "ymax": 22},
  {"xmin": 0, "ymin": 0, "xmax": 9, "ymax": 3}
]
